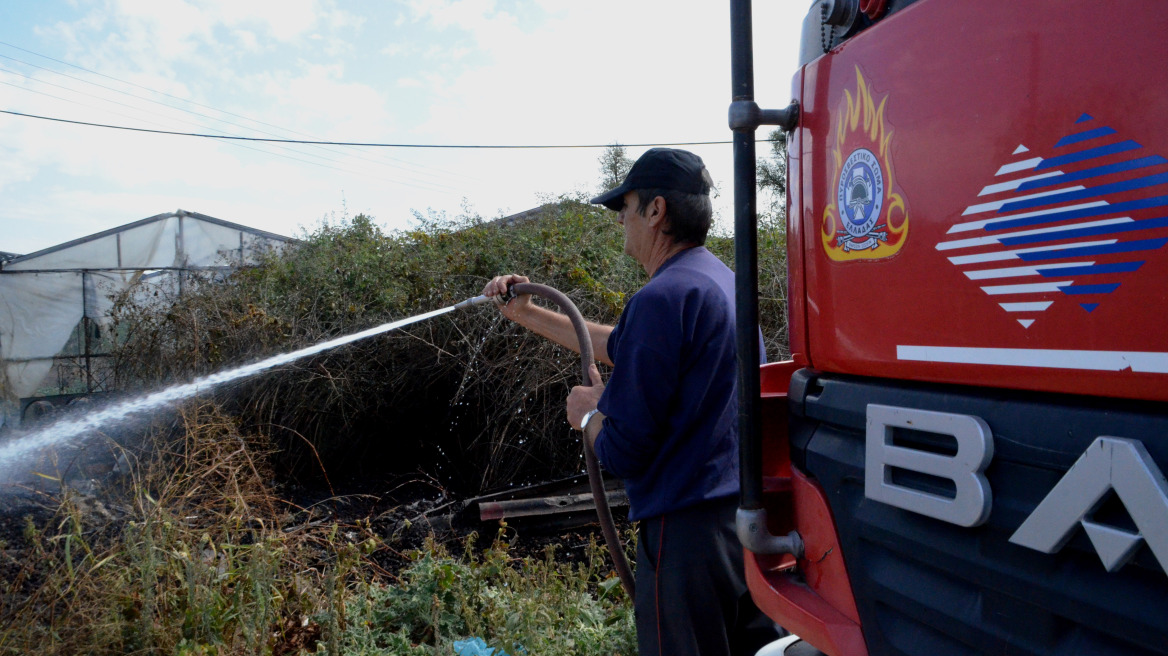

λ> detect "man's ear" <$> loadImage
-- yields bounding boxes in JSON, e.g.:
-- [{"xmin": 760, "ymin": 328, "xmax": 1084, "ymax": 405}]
[{"xmin": 646, "ymin": 195, "xmax": 667, "ymax": 228}]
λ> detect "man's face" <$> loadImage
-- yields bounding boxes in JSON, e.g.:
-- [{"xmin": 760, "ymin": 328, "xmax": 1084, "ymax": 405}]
[{"xmin": 617, "ymin": 190, "xmax": 649, "ymax": 261}]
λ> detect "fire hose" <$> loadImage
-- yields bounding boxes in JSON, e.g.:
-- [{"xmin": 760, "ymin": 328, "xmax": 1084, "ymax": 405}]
[{"xmin": 457, "ymin": 283, "xmax": 636, "ymax": 600}]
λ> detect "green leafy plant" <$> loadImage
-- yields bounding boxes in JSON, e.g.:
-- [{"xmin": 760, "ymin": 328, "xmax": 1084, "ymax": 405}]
[{"xmin": 322, "ymin": 530, "xmax": 636, "ymax": 656}]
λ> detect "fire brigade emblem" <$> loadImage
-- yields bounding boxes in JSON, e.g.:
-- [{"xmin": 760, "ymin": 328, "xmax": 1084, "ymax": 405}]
[
  {"xmin": 822, "ymin": 68, "xmax": 909, "ymax": 261},
  {"xmin": 838, "ymin": 148, "xmax": 885, "ymax": 250}
]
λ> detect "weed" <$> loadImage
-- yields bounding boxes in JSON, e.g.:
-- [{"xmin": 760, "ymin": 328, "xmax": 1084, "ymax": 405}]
[
  {"xmin": 0, "ymin": 404, "xmax": 637, "ymax": 656},
  {"xmin": 322, "ymin": 530, "xmax": 636, "ymax": 656}
]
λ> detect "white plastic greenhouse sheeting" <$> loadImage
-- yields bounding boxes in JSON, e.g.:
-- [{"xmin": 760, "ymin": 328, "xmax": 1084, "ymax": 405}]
[{"xmin": 0, "ymin": 211, "xmax": 290, "ymax": 405}]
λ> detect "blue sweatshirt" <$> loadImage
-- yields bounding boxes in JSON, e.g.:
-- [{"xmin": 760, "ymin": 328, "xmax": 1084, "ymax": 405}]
[{"xmin": 594, "ymin": 246, "xmax": 762, "ymax": 521}]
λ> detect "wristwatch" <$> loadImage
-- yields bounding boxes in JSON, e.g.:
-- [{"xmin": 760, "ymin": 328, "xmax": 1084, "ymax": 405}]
[{"xmin": 579, "ymin": 408, "xmax": 600, "ymax": 432}]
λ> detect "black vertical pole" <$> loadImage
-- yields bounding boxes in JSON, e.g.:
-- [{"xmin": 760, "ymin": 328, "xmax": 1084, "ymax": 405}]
[
  {"xmin": 82, "ymin": 270, "xmax": 93, "ymax": 393},
  {"xmin": 731, "ymin": 0, "xmax": 764, "ymax": 512},
  {"xmin": 177, "ymin": 213, "xmax": 186, "ymax": 298}
]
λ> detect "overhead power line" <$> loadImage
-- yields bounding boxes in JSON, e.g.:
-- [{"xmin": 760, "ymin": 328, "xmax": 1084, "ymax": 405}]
[
  {"xmin": 0, "ymin": 40, "xmax": 396, "ymax": 146},
  {"xmin": 0, "ymin": 86, "xmax": 459, "ymax": 194},
  {"xmin": 0, "ymin": 108, "xmax": 745, "ymax": 149},
  {"xmin": 0, "ymin": 48, "xmax": 476, "ymax": 186},
  {"xmin": 0, "ymin": 46, "xmax": 481, "ymax": 184}
]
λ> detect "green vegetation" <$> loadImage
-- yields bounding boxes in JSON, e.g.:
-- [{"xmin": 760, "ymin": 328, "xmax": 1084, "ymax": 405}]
[
  {"xmin": 2, "ymin": 193, "xmax": 787, "ymax": 655},
  {"xmin": 596, "ymin": 144, "xmax": 634, "ymax": 194},
  {"xmin": 757, "ymin": 129, "xmax": 789, "ymax": 221},
  {"xmin": 107, "ymin": 196, "xmax": 787, "ymax": 494},
  {"xmin": 0, "ymin": 404, "xmax": 636, "ymax": 655},
  {"xmin": 325, "ymin": 533, "xmax": 636, "ymax": 656}
]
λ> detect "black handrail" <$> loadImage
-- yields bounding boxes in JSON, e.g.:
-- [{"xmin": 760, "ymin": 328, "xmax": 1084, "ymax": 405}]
[
  {"xmin": 729, "ymin": 0, "xmax": 803, "ymax": 558},
  {"xmin": 730, "ymin": 0, "xmax": 764, "ymax": 514}
]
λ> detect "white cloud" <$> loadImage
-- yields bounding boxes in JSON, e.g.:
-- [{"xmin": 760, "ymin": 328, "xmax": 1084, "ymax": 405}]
[
  {"xmin": 411, "ymin": 1, "xmax": 731, "ymax": 144},
  {"xmin": 326, "ymin": 7, "xmax": 365, "ymax": 32},
  {"xmin": 109, "ymin": 0, "xmax": 212, "ymax": 53},
  {"xmin": 38, "ymin": 0, "xmax": 326, "ymax": 74},
  {"xmin": 3, "ymin": 0, "xmax": 807, "ymax": 255},
  {"xmin": 250, "ymin": 64, "xmax": 393, "ymax": 137},
  {"xmin": 380, "ymin": 42, "xmax": 409, "ymax": 56},
  {"xmin": 232, "ymin": 29, "xmax": 260, "ymax": 52},
  {"xmin": 0, "ymin": 146, "xmax": 38, "ymax": 196}
]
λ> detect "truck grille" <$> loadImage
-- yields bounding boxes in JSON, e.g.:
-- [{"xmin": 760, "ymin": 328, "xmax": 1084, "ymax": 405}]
[{"xmin": 789, "ymin": 371, "xmax": 1168, "ymax": 656}]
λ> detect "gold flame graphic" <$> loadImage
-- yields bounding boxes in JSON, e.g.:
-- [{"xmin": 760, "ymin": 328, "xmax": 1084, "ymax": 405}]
[{"xmin": 821, "ymin": 68, "xmax": 909, "ymax": 261}]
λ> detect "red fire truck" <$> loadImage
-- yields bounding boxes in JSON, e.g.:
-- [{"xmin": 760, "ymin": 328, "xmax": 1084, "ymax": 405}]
[{"xmin": 729, "ymin": 1, "xmax": 1168, "ymax": 654}]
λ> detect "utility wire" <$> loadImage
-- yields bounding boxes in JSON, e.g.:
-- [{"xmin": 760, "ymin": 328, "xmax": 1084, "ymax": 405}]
[
  {"xmin": 0, "ymin": 108, "xmax": 741, "ymax": 149},
  {"xmin": 0, "ymin": 90, "xmax": 458, "ymax": 194},
  {"xmin": 0, "ymin": 43, "xmax": 485, "ymax": 185},
  {"xmin": 0, "ymin": 51, "xmax": 473, "ymax": 186},
  {"xmin": 0, "ymin": 43, "xmax": 495, "ymax": 180},
  {"xmin": 0, "ymin": 58, "xmax": 466, "ymax": 192},
  {"xmin": 0, "ymin": 41, "xmax": 300, "ymax": 132},
  {"xmin": 0, "ymin": 82, "xmax": 363, "ymax": 181}
]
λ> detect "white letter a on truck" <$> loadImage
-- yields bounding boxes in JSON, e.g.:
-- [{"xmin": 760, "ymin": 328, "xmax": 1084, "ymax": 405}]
[{"xmin": 1010, "ymin": 437, "xmax": 1168, "ymax": 574}]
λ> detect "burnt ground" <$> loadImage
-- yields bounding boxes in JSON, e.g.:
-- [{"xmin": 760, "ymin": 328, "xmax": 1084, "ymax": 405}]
[
  {"xmin": 0, "ymin": 469, "xmax": 632, "ymax": 585},
  {"xmin": 0, "ymin": 420, "xmax": 633, "ymax": 654},
  {"xmin": 280, "ymin": 471, "xmax": 633, "ymax": 574},
  {"xmin": 0, "ymin": 414, "xmax": 631, "ymax": 584}
]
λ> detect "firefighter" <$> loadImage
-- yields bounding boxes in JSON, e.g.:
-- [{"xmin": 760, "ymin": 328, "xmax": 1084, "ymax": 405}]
[{"xmin": 483, "ymin": 148, "xmax": 780, "ymax": 656}]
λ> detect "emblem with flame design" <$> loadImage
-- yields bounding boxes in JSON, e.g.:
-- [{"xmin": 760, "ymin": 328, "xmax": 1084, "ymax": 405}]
[{"xmin": 822, "ymin": 68, "xmax": 909, "ymax": 261}]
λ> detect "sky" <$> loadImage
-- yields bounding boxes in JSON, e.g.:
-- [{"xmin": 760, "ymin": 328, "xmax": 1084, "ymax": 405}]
[{"xmin": 0, "ymin": 0, "xmax": 806, "ymax": 255}]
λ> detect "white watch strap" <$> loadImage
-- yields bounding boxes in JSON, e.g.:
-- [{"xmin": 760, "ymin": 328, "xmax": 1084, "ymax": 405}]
[{"xmin": 580, "ymin": 408, "xmax": 600, "ymax": 432}]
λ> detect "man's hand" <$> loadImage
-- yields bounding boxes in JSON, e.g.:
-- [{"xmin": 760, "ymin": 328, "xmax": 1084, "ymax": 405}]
[
  {"xmin": 482, "ymin": 274, "xmax": 532, "ymax": 322},
  {"xmin": 567, "ymin": 364, "xmax": 605, "ymax": 431}
]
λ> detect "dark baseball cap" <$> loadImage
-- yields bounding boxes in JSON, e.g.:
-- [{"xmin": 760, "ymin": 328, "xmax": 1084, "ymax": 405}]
[{"xmin": 590, "ymin": 148, "xmax": 711, "ymax": 211}]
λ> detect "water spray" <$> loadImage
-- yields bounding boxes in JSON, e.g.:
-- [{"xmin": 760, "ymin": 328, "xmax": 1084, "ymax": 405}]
[
  {"xmin": 0, "ymin": 285, "xmax": 635, "ymax": 599},
  {"xmin": 0, "ymin": 301, "xmax": 471, "ymax": 469}
]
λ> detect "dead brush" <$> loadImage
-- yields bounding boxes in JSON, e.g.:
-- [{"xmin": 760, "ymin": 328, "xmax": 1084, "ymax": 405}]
[
  {"xmin": 103, "ymin": 204, "xmax": 788, "ymax": 496},
  {"xmin": 0, "ymin": 403, "xmax": 376, "ymax": 656},
  {"xmin": 144, "ymin": 403, "xmax": 278, "ymax": 530}
]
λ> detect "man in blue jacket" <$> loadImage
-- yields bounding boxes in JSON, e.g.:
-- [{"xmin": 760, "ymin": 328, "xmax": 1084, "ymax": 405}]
[{"xmin": 482, "ymin": 148, "xmax": 778, "ymax": 656}]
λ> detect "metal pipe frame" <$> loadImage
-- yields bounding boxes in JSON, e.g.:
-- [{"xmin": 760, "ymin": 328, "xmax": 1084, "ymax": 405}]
[
  {"xmin": 0, "ymin": 209, "xmax": 295, "ymax": 270},
  {"xmin": 730, "ymin": 0, "xmax": 803, "ymax": 558}
]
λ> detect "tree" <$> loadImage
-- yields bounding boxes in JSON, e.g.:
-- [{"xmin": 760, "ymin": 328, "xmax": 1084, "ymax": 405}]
[
  {"xmin": 757, "ymin": 128, "xmax": 788, "ymax": 219},
  {"xmin": 597, "ymin": 143, "xmax": 634, "ymax": 193}
]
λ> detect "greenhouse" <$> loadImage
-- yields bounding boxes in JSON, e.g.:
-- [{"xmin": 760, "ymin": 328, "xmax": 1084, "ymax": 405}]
[{"xmin": 0, "ymin": 210, "xmax": 291, "ymax": 428}]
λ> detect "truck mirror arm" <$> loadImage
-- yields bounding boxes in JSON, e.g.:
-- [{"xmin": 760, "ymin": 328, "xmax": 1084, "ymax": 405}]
[{"xmin": 728, "ymin": 100, "xmax": 800, "ymax": 133}]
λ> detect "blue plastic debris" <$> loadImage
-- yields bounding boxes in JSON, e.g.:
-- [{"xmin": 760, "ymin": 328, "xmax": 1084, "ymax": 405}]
[{"xmin": 453, "ymin": 637, "xmax": 507, "ymax": 656}]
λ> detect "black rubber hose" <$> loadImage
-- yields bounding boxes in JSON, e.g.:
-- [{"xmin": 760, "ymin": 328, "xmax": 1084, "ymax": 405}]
[{"xmin": 510, "ymin": 282, "xmax": 636, "ymax": 600}]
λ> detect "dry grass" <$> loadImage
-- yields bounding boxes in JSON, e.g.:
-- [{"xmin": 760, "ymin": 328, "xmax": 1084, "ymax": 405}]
[
  {"xmin": 0, "ymin": 404, "xmax": 337, "ymax": 655},
  {"xmin": 0, "ymin": 402, "xmax": 634, "ymax": 656}
]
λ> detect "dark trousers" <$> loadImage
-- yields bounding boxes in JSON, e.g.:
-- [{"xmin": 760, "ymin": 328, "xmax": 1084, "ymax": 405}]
[{"xmin": 634, "ymin": 496, "xmax": 783, "ymax": 656}]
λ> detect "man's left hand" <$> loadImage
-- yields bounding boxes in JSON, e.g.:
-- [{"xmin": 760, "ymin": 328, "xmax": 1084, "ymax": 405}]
[{"xmin": 567, "ymin": 364, "xmax": 605, "ymax": 430}]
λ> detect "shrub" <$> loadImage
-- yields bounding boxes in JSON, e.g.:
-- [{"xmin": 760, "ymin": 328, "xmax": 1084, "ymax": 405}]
[{"xmin": 107, "ymin": 199, "xmax": 788, "ymax": 495}]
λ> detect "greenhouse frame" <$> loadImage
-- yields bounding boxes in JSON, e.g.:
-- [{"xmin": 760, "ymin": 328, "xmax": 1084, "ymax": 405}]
[{"xmin": 0, "ymin": 210, "xmax": 291, "ymax": 428}]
